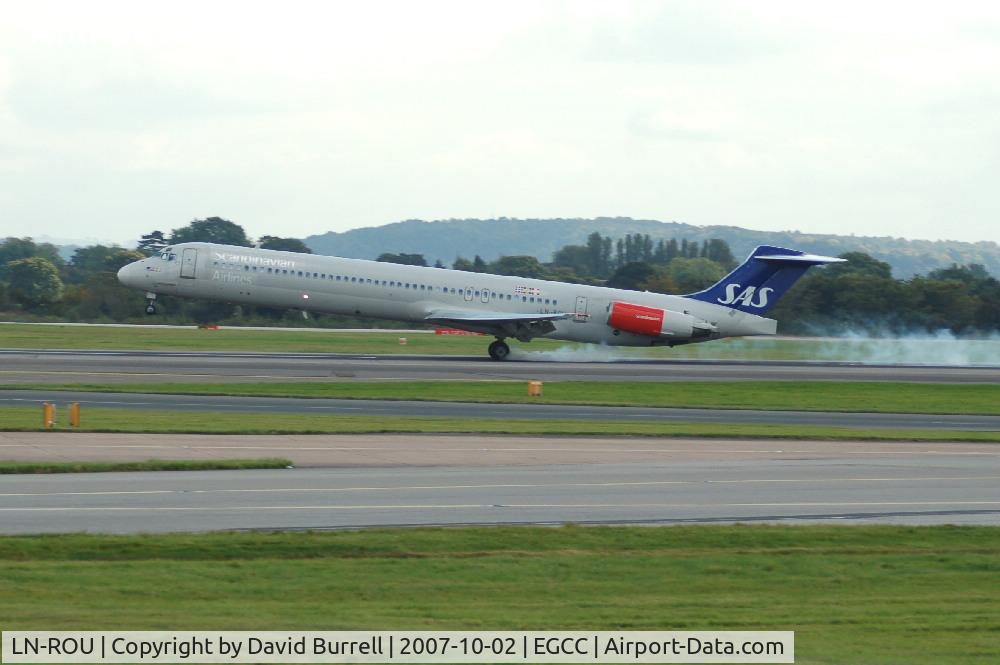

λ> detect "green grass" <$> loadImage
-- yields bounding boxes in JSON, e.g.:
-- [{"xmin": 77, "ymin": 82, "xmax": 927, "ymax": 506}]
[
  {"xmin": 5, "ymin": 322, "xmax": 999, "ymax": 363},
  {"xmin": 0, "ymin": 323, "xmax": 538, "ymax": 355},
  {"xmin": 13, "ymin": 380, "xmax": 1000, "ymax": 415},
  {"xmin": 1, "ymin": 406, "xmax": 998, "ymax": 442},
  {"xmin": 0, "ymin": 458, "xmax": 291, "ymax": 474},
  {"xmin": 1, "ymin": 526, "xmax": 998, "ymax": 664}
]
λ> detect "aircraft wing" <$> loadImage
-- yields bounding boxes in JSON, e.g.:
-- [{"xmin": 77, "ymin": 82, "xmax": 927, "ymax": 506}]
[{"xmin": 424, "ymin": 308, "xmax": 571, "ymax": 341}]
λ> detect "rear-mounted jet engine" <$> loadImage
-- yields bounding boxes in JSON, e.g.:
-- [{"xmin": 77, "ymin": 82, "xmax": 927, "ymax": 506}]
[{"xmin": 607, "ymin": 301, "xmax": 716, "ymax": 342}]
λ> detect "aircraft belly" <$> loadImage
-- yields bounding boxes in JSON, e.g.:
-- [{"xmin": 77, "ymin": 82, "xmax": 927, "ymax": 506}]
[{"xmin": 545, "ymin": 319, "xmax": 655, "ymax": 347}]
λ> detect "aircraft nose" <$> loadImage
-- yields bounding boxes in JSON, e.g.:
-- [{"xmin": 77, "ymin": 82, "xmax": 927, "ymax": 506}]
[{"xmin": 117, "ymin": 261, "xmax": 141, "ymax": 287}]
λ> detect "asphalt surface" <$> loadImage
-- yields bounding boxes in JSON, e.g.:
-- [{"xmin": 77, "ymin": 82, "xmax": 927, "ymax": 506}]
[
  {"xmin": 3, "ymin": 348, "xmax": 1000, "ymax": 383},
  {"xmin": 2, "ymin": 435, "xmax": 999, "ymax": 532},
  {"xmin": 3, "ymin": 388, "xmax": 999, "ymax": 430}
]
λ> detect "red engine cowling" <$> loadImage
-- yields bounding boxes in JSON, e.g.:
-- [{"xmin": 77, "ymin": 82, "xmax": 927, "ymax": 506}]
[{"xmin": 607, "ymin": 301, "xmax": 711, "ymax": 339}]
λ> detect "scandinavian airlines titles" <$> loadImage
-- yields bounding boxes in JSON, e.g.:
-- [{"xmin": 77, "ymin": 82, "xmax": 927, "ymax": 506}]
[{"xmin": 717, "ymin": 284, "xmax": 774, "ymax": 309}]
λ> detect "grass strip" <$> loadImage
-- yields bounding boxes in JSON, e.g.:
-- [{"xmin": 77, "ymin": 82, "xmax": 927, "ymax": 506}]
[
  {"xmin": 0, "ymin": 458, "xmax": 291, "ymax": 474},
  {"xmin": 7, "ymin": 323, "xmax": 999, "ymax": 363},
  {"xmin": 1, "ymin": 526, "xmax": 998, "ymax": 664},
  {"xmin": 0, "ymin": 406, "xmax": 998, "ymax": 442},
  {"xmin": 9, "ymin": 380, "xmax": 1000, "ymax": 415}
]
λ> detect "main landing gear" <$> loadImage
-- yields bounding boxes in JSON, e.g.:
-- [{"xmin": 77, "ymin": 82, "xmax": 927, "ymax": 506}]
[
  {"xmin": 488, "ymin": 339, "xmax": 510, "ymax": 361},
  {"xmin": 144, "ymin": 292, "xmax": 157, "ymax": 315}
]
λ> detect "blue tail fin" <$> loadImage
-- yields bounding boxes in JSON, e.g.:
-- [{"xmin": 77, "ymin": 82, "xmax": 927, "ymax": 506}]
[{"xmin": 685, "ymin": 245, "xmax": 845, "ymax": 314}]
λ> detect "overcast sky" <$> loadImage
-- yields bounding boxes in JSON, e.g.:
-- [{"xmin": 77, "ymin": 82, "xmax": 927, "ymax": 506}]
[{"xmin": 2, "ymin": 1, "xmax": 999, "ymax": 246}]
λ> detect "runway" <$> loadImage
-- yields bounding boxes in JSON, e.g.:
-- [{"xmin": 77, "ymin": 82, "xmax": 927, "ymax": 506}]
[
  {"xmin": 1, "ymin": 434, "xmax": 998, "ymax": 533},
  {"xmin": 3, "ymin": 348, "xmax": 999, "ymax": 383},
  {"xmin": 3, "ymin": 388, "xmax": 999, "ymax": 430}
]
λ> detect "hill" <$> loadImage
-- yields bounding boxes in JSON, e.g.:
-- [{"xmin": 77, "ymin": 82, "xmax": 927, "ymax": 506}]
[{"xmin": 304, "ymin": 217, "xmax": 1000, "ymax": 278}]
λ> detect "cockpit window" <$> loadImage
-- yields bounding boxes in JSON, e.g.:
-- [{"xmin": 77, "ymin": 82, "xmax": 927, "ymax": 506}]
[{"xmin": 159, "ymin": 252, "xmax": 176, "ymax": 261}]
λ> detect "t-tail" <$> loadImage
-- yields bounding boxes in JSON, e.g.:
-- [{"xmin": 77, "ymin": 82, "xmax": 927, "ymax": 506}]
[{"xmin": 685, "ymin": 245, "xmax": 845, "ymax": 314}]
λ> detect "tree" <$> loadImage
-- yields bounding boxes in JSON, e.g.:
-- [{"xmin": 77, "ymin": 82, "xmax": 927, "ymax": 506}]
[
  {"xmin": 0, "ymin": 237, "xmax": 64, "ymax": 279},
  {"xmin": 452, "ymin": 257, "xmax": 475, "ymax": 272},
  {"xmin": 665, "ymin": 238, "xmax": 679, "ymax": 262},
  {"xmin": 376, "ymin": 252, "xmax": 427, "ymax": 266},
  {"xmin": 491, "ymin": 255, "xmax": 547, "ymax": 279},
  {"xmin": 642, "ymin": 272, "xmax": 678, "ymax": 295},
  {"xmin": 259, "ymin": 236, "xmax": 312, "ymax": 253},
  {"xmin": 666, "ymin": 257, "xmax": 726, "ymax": 292},
  {"xmin": 170, "ymin": 217, "xmax": 251, "ymax": 246},
  {"xmin": 606, "ymin": 262, "xmax": 658, "ymax": 291},
  {"xmin": 908, "ymin": 277, "xmax": 978, "ymax": 331},
  {"xmin": 585, "ymin": 232, "xmax": 611, "ymax": 277},
  {"xmin": 552, "ymin": 244, "xmax": 590, "ymax": 276},
  {"xmin": 972, "ymin": 277, "xmax": 1000, "ymax": 330},
  {"xmin": 826, "ymin": 252, "xmax": 892, "ymax": 279},
  {"xmin": 104, "ymin": 250, "xmax": 146, "ymax": 273},
  {"xmin": 137, "ymin": 231, "xmax": 168, "ymax": 256},
  {"xmin": 68, "ymin": 245, "xmax": 123, "ymax": 283},
  {"xmin": 6, "ymin": 257, "xmax": 64, "ymax": 307},
  {"xmin": 472, "ymin": 255, "xmax": 487, "ymax": 272},
  {"xmin": 703, "ymin": 238, "xmax": 736, "ymax": 269}
]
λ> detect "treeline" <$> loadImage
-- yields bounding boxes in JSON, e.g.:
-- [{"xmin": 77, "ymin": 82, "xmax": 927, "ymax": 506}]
[
  {"xmin": 382, "ymin": 232, "xmax": 737, "ymax": 294},
  {"xmin": 771, "ymin": 253, "xmax": 1000, "ymax": 334},
  {"xmin": 0, "ymin": 217, "xmax": 365, "ymax": 327},
  {"xmin": 2, "ymin": 218, "xmax": 998, "ymax": 334}
]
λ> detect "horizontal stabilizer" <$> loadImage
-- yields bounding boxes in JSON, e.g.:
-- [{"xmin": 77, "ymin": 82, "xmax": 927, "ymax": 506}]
[{"xmin": 753, "ymin": 253, "xmax": 846, "ymax": 264}]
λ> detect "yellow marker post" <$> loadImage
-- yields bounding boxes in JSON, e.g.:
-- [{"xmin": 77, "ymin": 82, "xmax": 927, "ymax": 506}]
[
  {"xmin": 528, "ymin": 381, "xmax": 543, "ymax": 397},
  {"xmin": 69, "ymin": 402, "xmax": 81, "ymax": 428},
  {"xmin": 43, "ymin": 402, "xmax": 55, "ymax": 429}
]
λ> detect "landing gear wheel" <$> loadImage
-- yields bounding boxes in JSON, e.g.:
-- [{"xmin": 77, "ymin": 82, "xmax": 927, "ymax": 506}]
[
  {"xmin": 488, "ymin": 339, "xmax": 511, "ymax": 361},
  {"xmin": 145, "ymin": 303, "xmax": 157, "ymax": 315}
]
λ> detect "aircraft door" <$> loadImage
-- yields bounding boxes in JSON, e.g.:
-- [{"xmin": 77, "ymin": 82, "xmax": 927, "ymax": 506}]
[
  {"xmin": 464, "ymin": 286, "xmax": 474, "ymax": 302},
  {"xmin": 180, "ymin": 248, "xmax": 198, "ymax": 279},
  {"xmin": 481, "ymin": 289, "xmax": 490, "ymax": 303},
  {"xmin": 574, "ymin": 296, "xmax": 588, "ymax": 322}
]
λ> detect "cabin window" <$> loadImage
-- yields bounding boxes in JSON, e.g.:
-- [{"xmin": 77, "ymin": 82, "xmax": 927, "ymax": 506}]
[
  {"xmin": 506, "ymin": 294, "xmax": 511, "ymax": 300},
  {"xmin": 474, "ymin": 291, "xmax": 480, "ymax": 297},
  {"xmin": 522, "ymin": 296, "xmax": 527, "ymax": 302},
  {"xmin": 544, "ymin": 298, "xmax": 550, "ymax": 304},
  {"xmin": 420, "ymin": 285, "xmax": 426, "ymax": 290},
  {"xmin": 282, "ymin": 269, "xmax": 288, "ymax": 274}
]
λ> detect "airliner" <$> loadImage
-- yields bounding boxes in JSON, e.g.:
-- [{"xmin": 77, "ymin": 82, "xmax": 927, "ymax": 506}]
[{"xmin": 117, "ymin": 243, "xmax": 843, "ymax": 360}]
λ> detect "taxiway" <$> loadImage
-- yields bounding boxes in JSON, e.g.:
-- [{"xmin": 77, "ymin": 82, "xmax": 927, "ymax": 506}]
[{"xmin": 1, "ymin": 434, "xmax": 998, "ymax": 533}]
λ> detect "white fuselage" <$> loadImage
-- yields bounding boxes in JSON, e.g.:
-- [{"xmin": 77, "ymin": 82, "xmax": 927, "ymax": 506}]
[{"xmin": 118, "ymin": 243, "xmax": 778, "ymax": 346}]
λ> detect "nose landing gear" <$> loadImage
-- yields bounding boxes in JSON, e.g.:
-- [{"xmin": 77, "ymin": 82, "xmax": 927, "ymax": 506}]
[
  {"xmin": 488, "ymin": 339, "xmax": 511, "ymax": 361},
  {"xmin": 144, "ymin": 292, "xmax": 157, "ymax": 315}
]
